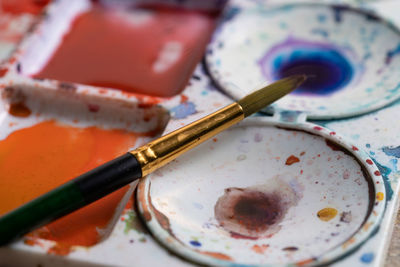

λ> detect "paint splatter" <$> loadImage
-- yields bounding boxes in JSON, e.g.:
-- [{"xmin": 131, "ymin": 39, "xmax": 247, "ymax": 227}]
[
  {"xmin": 373, "ymin": 160, "xmax": 393, "ymax": 201},
  {"xmin": 382, "ymin": 146, "xmax": 400, "ymax": 158},
  {"xmin": 285, "ymin": 155, "xmax": 300, "ymax": 165},
  {"xmin": 282, "ymin": 246, "xmax": 299, "ymax": 251},
  {"xmin": 385, "ymin": 43, "xmax": 400, "ymax": 65},
  {"xmin": 251, "ymin": 244, "xmax": 269, "ymax": 254},
  {"xmin": 376, "ymin": 192, "xmax": 384, "ymax": 201},
  {"xmin": 340, "ymin": 211, "xmax": 352, "ymax": 223},
  {"xmin": 170, "ymin": 101, "xmax": 197, "ymax": 119},
  {"xmin": 317, "ymin": 207, "xmax": 338, "ymax": 221},
  {"xmin": 360, "ymin": 252, "xmax": 374, "ymax": 263},
  {"xmin": 214, "ymin": 175, "xmax": 301, "ymax": 239},
  {"xmin": 123, "ymin": 210, "xmax": 148, "ymax": 235},
  {"xmin": 198, "ymin": 251, "xmax": 232, "ymax": 261},
  {"xmin": 331, "ymin": 5, "xmax": 347, "ymax": 23},
  {"xmin": 190, "ymin": 240, "xmax": 202, "ymax": 247}
]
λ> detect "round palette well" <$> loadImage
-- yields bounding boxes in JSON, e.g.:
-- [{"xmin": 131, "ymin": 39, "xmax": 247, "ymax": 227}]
[
  {"xmin": 137, "ymin": 118, "xmax": 385, "ymax": 266},
  {"xmin": 206, "ymin": 3, "xmax": 400, "ymax": 119}
]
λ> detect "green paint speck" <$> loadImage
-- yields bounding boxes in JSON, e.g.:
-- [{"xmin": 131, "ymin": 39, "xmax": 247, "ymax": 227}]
[{"xmin": 123, "ymin": 210, "xmax": 148, "ymax": 235}]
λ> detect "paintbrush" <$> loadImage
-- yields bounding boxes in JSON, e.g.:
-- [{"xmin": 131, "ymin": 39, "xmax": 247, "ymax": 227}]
[{"xmin": 0, "ymin": 75, "xmax": 305, "ymax": 245}]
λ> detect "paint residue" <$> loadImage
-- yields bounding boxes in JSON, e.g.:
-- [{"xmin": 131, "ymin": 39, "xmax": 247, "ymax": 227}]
[
  {"xmin": 251, "ymin": 244, "xmax": 269, "ymax": 254},
  {"xmin": 8, "ymin": 101, "xmax": 32, "ymax": 117},
  {"xmin": 382, "ymin": 146, "xmax": 400, "ymax": 158},
  {"xmin": 282, "ymin": 246, "xmax": 298, "ymax": 252},
  {"xmin": 0, "ymin": 0, "xmax": 51, "ymax": 15},
  {"xmin": 340, "ymin": 211, "xmax": 352, "ymax": 223},
  {"xmin": 285, "ymin": 155, "xmax": 300, "ymax": 165},
  {"xmin": 385, "ymin": 43, "xmax": 400, "ymax": 65},
  {"xmin": 259, "ymin": 38, "xmax": 355, "ymax": 96},
  {"xmin": 198, "ymin": 251, "xmax": 232, "ymax": 261},
  {"xmin": 170, "ymin": 101, "xmax": 197, "ymax": 119},
  {"xmin": 214, "ymin": 174, "xmax": 301, "ymax": 239},
  {"xmin": 317, "ymin": 207, "xmax": 338, "ymax": 221},
  {"xmin": 373, "ymin": 160, "xmax": 393, "ymax": 201},
  {"xmin": 0, "ymin": 120, "xmax": 144, "ymax": 254},
  {"xmin": 33, "ymin": 3, "xmax": 216, "ymax": 97}
]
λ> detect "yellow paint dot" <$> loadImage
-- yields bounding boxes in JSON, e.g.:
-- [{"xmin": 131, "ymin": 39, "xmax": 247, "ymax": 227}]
[
  {"xmin": 317, "ymin": 207, "xmax": 338, "ymax": 221},
  {"xmin": 376, "ymin": 192, "xmax": 384, "ymax": 201}
]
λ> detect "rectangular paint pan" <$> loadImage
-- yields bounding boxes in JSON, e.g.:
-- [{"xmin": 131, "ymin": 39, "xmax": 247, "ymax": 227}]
[
  {"xmin": 16, "ymin": 0, "xmax": 217, "ymax": 97},
  {"xmin": 0, "ymin": 75, "xmax": 170, "ymax": 254}
]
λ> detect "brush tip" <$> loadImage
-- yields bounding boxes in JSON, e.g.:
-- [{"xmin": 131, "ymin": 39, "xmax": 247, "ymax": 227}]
[
  {"xmin": 283, "ymin": 74, "xmax": 307, "ymax": 88},
  {"xmin": 238, "ymin": 75, "xmax": 307, "ymax": 117}
]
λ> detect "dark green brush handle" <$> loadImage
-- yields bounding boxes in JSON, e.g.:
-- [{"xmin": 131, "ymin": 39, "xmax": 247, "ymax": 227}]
[{"xmin": 0, "ymin": 153, "xmax": 142, "ymax": 245}]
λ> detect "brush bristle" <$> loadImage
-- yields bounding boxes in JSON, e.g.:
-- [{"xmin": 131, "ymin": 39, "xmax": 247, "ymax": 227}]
[{"xmin": 237, "ymin": 75, "xmax": 306, "ymax": 117}]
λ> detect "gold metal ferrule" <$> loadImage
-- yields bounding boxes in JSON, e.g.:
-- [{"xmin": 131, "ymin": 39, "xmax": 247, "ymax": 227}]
[{"xmin": 130, "ymin": 103, "xmax": 245, "ymax": 176}]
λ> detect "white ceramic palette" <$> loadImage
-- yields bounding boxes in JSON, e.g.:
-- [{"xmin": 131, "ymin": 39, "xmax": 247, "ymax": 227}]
[
  {"xmin": 206, "ymin": 3, "xmax": 400, "ymax": 119},
  {"xmin": 138, "ymin": 118, "xmax": 385, "ymax": 266}
]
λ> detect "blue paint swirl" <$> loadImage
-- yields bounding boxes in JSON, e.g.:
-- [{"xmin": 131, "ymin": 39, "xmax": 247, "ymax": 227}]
[
  {"xmin": 271, "ymin": 47, "xmax": 353, "ymax": 95},
  {"xmin": 259, "ymin": 38, "xmax": 355, "ymax": 96}
]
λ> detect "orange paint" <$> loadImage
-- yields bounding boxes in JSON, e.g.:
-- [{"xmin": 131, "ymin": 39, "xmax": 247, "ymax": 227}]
[
  {"xmin": 296, "ymin": 258, "xmax": 315, "ymax": 266},
  {"xmin": 251, "ymin": 244, "xmax": 269, "ymax": 254},
  {"xmin": 285, "ymin": 155, "xmax": 300, "ymax": 165},
  {"xmin": 33, "ymin": 4, "xmax": 215, "ymax": 97},
  {"xmin": 0, "ymin": 120, "xmax": 142, "ymax": 254},
  {"xmin": 199, "ymin": 251, "xmax": 233, "ymax": 261},
  {"xmin": 317, "ymin": 207, "xmax": 338, "ymax": 222}
]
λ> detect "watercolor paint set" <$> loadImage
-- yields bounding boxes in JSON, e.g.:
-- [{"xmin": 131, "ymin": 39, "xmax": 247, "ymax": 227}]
[{"xmin": 0, "ymin": 0, "xmax": 399, "ymax": 266}]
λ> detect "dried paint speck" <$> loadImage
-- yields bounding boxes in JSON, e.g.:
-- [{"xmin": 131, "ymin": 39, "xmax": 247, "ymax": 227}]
[
  {"xmin": 317, "ymin": 207, "xmax": 338, "ymax": 221},
  {"xmin": 285, "ymin": 155, "xmax": 300, "ymax": 165}
]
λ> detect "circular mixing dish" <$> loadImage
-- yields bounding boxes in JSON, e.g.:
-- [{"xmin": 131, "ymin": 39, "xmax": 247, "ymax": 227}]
[
  {"xmin": 137, "ymin": 118, "xmax": 385, "ymax": 266},
  {"xmin": 206, "ymin": 3, "xmax": 400, "ymax": 119}
]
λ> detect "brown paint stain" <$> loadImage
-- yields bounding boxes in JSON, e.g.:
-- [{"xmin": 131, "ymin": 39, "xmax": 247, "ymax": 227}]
[
  {"xmin": 285, "ymin": 155, "xmax": 300, "ymax": 165},
  {"xmin": 8, "ymin": 102, "xmax": 32, "ymax": 117},
  {"xmin": 199, "ymin": 251, "xmax": 232, "ymax": 261},
  {"xmin": 0, "ymin": 120, "xmax": 145, "ymax": 254},
  {"xmin": 325, "ymin": 140, "xmax": 342, "ymax": 151},
  {"xmin": 283, "ymin": 246, "xmax": 298, "ymax": 251},
  {"xmin": 317, "ymin": 208, "xmax": 338, "ymax": 221},
  {"xmin": 214, "ymin": 176, "xmax": 300, "ymax": 239},
  {"xmin": 33, "ymin": 4, "xmax": 216, "ymax": 97}
]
